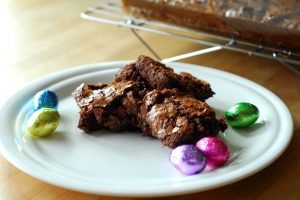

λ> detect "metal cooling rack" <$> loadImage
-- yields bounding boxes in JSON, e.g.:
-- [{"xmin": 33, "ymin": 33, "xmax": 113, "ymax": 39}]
[{"xmin": 81, "ymin": 1, "xmax": 300, "ymax": 73}]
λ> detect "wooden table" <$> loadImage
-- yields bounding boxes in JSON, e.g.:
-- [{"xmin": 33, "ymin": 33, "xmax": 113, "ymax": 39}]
[{"xmin": 1, "ymin": 1, "xmax": 299, "ymax": 199}]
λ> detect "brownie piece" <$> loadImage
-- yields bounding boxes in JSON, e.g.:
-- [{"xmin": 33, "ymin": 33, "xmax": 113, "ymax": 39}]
[
  {"xmin": 138, "ymin": 89, "xmax": 227, "ymax": 148},
  {"xmin": 177, "ymin": 72, "xmax": 214, "ymax": 101},
  {"xmin": 114, "ymin": 63, "xmax": 149, "ymax": 89},
  {"xmin": 115, "ymin": 55, "xmax": 214, "ymax": 101},
  {"xmin": 135, "ymin": 55, "xmax": 178, "ymax": 90},
  {"xmin": 73, "ymin": 81, "xmax": 142, "ymax": 132},
  {"xmin": 115, "ymin": 55, "xmax": 178, "ymax": 90}
]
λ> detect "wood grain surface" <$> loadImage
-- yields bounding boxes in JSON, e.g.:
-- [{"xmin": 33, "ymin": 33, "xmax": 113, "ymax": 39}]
[{"xmin": 0, "ymin": 0, "xmax": 299, "ymax": 200}]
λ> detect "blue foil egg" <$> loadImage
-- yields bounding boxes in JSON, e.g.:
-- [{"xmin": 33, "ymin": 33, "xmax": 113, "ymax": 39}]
[{"xmin": 33, "ymin": 90, "xmax": 58, "ymax": 111}]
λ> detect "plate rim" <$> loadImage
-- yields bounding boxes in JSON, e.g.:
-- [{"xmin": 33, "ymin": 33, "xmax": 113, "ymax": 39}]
[{"xmin": 0, "ymin": 61, "xmax": 293, "ymax": 197}]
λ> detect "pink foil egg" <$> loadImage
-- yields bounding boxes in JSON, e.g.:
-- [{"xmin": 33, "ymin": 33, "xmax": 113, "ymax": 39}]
[
  {"xmin": 196, "ymin": 137, "xmax": 230, "ymax": 169},
  {"xmin": 170, "ymin": 145, "xmax": 207, "ymax": 175}
]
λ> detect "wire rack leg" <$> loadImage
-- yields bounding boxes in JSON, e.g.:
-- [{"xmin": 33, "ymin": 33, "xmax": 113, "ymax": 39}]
[
  {"xmin": 131, "ymin": 27, "xmax": 222, "ymax": 63},
  {"xmin": 280, "ymin": 62, "xmax": 300, "ymax": 74},
  {"xmin": 131, "ymin": 28, "xmax": 162, "ymax": 60}
]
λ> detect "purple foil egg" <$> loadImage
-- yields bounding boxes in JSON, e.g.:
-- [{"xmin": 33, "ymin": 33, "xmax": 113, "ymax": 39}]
[
  {"xmin": 170, "ymin": 145, "xmax": 207, "ymax": 175},
  {"xmin": 196, "ymin": 137, "xmax": 230, "ymax": 168}
]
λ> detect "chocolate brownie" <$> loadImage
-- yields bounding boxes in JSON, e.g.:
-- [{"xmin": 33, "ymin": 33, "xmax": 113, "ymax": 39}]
[
  {"xmin": 115, "ymin": 55, "xmax": 214, "ymax": 101},
  {"xmin": 135, "ymin": 55, "xmax": 178, "ymax": 90},
  {"xmin": 73, "ymin": 55, "xmax": 227, "ymax": 148},
  {"xmin": 138, "ymin": 89, "xmax": 227, "ymax": 148},
  {"xmin": 114, "ymin": 63, "xmax": 149, "ymax": 89},
  {"xmin": 122, "ymin": 0, "xmax": 300, "ymax": 51},
  {"xmin": 73, "ymin": 81, "xmax": 142, "ymax": 132},
  {"xmin": 177, "ymin": 72, "xmax": 214, "ymax": 101},
  {"xmin": 115, "ymin": 55, "xmax": 178, "ymax": 90}
]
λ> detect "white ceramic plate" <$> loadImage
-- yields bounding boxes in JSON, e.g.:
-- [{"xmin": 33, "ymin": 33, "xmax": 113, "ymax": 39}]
[{"xmin": 0, "ymin": 62, "xmax": 293, "ymax": 197}]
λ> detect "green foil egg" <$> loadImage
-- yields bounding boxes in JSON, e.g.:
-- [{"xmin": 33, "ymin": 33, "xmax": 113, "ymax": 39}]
[
  {"xmin": 225, "ymin": 102, "xmax": 259, "ymax": 128},
  {"xmin": 26, "ymin": 108, "xmax": 60, "ymax": 137}
]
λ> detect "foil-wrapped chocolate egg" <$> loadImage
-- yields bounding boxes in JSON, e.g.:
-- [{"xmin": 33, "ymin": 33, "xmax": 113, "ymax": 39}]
[
  {"xmin": 33, "ymin": 90, "xmax": 58, "ymax": 111},
  {"xmin": 225, "ymin": 102, "xmax": 259, "ymax": 128},
  {"xmin": 170, "ymin": 145, "xmax": 207, "ymax": 175},
  {"xmin": 196, "ymin": 137, "xmax": 230, "ymax": 168},
  {"xmin": 26, "ymin": 108, "xmax": 60, "ymax": 137}
]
